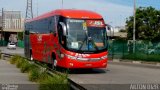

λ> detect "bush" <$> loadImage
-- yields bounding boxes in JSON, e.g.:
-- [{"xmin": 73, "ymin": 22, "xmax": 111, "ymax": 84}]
[
  {"xmin": 10, "ymin": 55, "xmax": 69, "ymax": 90},
  {"xmin": 16, "ymin": 57, "xmax": 24, "ymax": 68},
  {"xmin": 122, "ymin": 53, "xmax": 160, "ymax": 62},
  {"xmin": 39, "ymin": 74, "xmax": 69, "ymax": 90},
  {"xmin": 0, "ymin": 52, "xmax": 1, "ymax": 59},
  {"xmin": 28, "ymin": 68, "xmax": 41, "ymax": 82},
  {"xmin": 10, "ymin": 55, "xmax": 21, "ymax": 64},
  {"xmin": 20, "ymin": 60, "xmax": 32, "ymax": 73}
]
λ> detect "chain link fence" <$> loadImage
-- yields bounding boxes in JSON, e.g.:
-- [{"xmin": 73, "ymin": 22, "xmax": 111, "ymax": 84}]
[{"xmin": 108, "ymin": 40, "xmax": 160, "ymax": 62}]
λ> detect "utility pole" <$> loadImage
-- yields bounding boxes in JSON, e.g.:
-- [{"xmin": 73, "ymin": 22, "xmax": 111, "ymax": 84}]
[
  {"xmin": 62, "ymin": 0, "xmax": 63, "ymax": 9},
  {"xmin": 133, "ymin": 0, "xmax": 136, "ymax": 53},
  {"xmin": 1, "ymin": 8, "xmax": 4, "ymax": 46},
  {"xmin": 25, "ymin": 0, "xmax": 33, "ymax": 21},
  {"xmin": 36, "ymin": 0, "xmax": 39, "ymax": 17}
]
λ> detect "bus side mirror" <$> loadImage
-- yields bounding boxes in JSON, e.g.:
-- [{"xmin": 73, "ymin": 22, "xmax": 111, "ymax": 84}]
[{"xmin": 59, "ymin": 22, "xmax": 67, "ymax": 36}]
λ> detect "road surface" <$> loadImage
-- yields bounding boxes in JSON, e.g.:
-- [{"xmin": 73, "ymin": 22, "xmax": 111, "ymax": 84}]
[
  {"xmin": 0, "ymin": 47, "xmax": 24, "ymax": 56},
  {"xmin": 69, "ymin": 62, "xmax": 160, "ymax": 90},
  {"xmin": 0, "ymin": 59, "xmax": 38, "ymax": 90}
]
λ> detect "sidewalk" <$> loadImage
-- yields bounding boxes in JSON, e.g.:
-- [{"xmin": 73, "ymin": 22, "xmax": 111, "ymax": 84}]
[{"xmin": 0, "ymin": 60, "xmax": 38, "ymax": 90}]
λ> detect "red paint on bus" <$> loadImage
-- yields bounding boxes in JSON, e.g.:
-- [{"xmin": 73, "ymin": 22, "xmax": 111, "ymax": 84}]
[{"xmin": 25, "ymin": 9, "xmax": 108, "ymax": 69}]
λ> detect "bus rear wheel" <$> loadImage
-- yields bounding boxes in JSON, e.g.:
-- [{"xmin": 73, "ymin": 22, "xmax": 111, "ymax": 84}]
[
  {"xmin": 30, "ymin": 53, "xmax": 33, "ymax": 61},
  {"xmin": 52, "ymin": 59, "xmax": 57, "ymax": 69},
  {"xmin": 51, "ymin": 54, "xmax": 57, "ymax": 69}
]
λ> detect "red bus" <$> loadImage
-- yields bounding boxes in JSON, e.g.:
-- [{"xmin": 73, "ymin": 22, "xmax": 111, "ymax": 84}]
[{"xmin": 24, "ymin": 9, "xmax": 108, "ymax": 69}]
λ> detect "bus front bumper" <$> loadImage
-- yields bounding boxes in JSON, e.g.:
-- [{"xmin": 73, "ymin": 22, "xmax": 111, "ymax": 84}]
[{"xmin": 66, "ymin": 59, "xmax": 107, "ymax": 69}]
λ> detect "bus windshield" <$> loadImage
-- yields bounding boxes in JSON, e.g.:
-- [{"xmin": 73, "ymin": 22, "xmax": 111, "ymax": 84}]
[{"xmin": 66, "ymin": 19, "xmax": 107, "ymax": 53}]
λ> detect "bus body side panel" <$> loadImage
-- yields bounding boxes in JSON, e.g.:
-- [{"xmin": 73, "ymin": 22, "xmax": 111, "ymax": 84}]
[
  {"xmin": 30, "ymin": 34, "xmax": 56, "ymax": 64},
  {"xmin": 30, "ymin": 34, "xmax": 43, "ymax": 61},
  {"xmin": 40, "ymin": 34, "xmax": 54, "ymax": 64}
]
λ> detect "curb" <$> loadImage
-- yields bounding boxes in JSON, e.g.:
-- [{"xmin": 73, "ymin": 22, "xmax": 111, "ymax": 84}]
[
  {"xmin": 156, "ymin": 63, "xmax": 160, "ymax": 66},
  {"xmin": 112, "ymin": 59, "xmax": 120, "ymax": 62},
  {"xmin": 109, "ymin": 59, "xmax": 160, "ymax": 69},
  {"xmin": 0, "ymin": 53, "xmax": 87, "ymax": 90}
]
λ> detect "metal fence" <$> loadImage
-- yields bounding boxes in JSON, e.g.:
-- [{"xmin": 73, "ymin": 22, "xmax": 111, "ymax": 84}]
[
  {"xmin": 17, "ymin": 40, "xmax": 24, "ymax": 48},
  {"xmin": 0, "ymin": 40, "xmax": 7, "ymax": 46},
  {"xmin": 108, "ymin": 40, "xmax": 160, "ymax": 62}
]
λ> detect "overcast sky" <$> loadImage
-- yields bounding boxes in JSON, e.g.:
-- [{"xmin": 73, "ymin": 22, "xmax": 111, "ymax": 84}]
[{"xmin": 0, "ymin": 0, "xmax": 159, "ymax": 27}]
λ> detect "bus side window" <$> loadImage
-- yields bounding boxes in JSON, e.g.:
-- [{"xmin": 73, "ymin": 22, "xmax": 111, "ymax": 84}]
[
  {"xmin": 52, "ymin": 16, "xmax": 58, "ymax": 37},
  {"xmin": 49, "ymin": 17, "xmax": 55, "ymax": 33}
]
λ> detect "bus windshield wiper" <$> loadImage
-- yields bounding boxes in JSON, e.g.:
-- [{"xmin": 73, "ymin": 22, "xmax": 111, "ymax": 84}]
[
  {"xmin": 78, "ymin": 35, "xmax": 87, "ymax": 51},
  {"xmin": 78, "ymin": 30, "xmax": 88, "ymax": 51}
]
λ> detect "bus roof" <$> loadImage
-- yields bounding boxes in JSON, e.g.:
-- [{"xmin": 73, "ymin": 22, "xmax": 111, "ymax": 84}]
[{"xmin": 26, "ymin": 9, "xmax": 103, "ymax": 22}]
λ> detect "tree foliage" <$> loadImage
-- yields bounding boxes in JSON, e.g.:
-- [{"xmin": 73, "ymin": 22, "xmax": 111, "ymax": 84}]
[
  {"xmin": 126, "ymin": 7, "xmax": 160, "ymax": 41},
  {"xmin": 18, "ymin": 32, "xmax": 24, "ymax": 40}
]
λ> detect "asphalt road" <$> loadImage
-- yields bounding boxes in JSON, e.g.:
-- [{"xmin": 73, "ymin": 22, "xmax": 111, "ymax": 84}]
[
  {"xmin": 0, "ymin": 46, "xmax": 24, "ymax": 56},
  {"xmin": 69, "ymin": 62, "xmax": 160, "ymax": 90}
]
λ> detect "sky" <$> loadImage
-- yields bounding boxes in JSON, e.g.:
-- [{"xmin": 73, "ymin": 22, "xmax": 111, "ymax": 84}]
[{"xmin": 0, "ymin": 0, "xmax": 160, "ymax": 27}]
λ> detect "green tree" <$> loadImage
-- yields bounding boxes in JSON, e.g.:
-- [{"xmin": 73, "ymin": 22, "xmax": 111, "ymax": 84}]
[
  {"xmin": 126, "ymin": 7, "xmax": 160, "ymax": 41},
  {"xmin": 18, "ymin": 32, "xmax": 24, "ymax": 40}
]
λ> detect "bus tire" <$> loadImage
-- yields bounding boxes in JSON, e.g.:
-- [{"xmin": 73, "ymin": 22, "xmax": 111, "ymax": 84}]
[
  {"xmin": 30, "ymin": 50, "xmax": 33, "ymax": 61},
  {"xmin": 52, "ymin": 53, "xmax": 57, "ymax": 69}
]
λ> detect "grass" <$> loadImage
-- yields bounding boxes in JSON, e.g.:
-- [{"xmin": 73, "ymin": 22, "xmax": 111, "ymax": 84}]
[
  {"xmin": 39, "ymin": 74, "xmax": 69, "ymax": 90},
  {"xmin": 122, "ymin": 53, "xmax": 160, "ymax": 62},
  {"xmin": 9, "ymin": 55, "xmax": 69, "ymax": 90},
  {"xmin": 10, "ymin": 55, "xmax": 21, "ymax": 64},
  {"xmin": 0, "ymin": 51, "xmax": 1, "ymax": 59},
  {"xmin": 28, "ymin": 68, "xmax": 41, "ymax": 82},
  {"xmin": 20, "ymin": 61, "xmax": 32, "ymax": 73}
]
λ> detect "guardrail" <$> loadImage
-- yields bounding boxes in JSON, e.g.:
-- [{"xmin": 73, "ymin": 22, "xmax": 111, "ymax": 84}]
[{"xmin": 0, "ymin": 53, "xmax": 86, "ymax": 90}]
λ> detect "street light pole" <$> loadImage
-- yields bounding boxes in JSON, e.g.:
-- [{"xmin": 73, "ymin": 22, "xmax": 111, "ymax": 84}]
[
  {"xmin": 133, "ymin": 0, "xmax": 136, "ymax": 53},
  {"xmin": 61, "ymin": 0, "xmax": 63, "ymax": 9},
  {"xmin": 1, "ymin": 8, "xmax": 4, "ymax": 46}
]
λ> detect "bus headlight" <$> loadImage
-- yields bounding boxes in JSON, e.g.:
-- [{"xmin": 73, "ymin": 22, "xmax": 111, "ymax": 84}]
[
  {"xmin": 101, "ymin": 55, "xmax": 108, "ymax": 59},
  {"xmin": 65, "ymin": 54, "xmax": 77, "ymax": 59},
  {"xmin": 61, "ymin": 54, "xmax": 65, "ymax": 58}
]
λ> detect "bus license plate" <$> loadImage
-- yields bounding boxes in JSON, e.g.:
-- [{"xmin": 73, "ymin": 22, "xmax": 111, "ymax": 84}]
[{"xmin": 85, "ymin": 64, "xmax": 92, "ymax": 66}]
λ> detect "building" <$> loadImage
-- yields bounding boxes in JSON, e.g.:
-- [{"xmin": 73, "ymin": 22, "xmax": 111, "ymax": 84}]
[
  {"xmin": 107, "ymin": 26, "xmax": 127, "ymax": 39},
  {"xmin": 0, "ymin": 16, "xmax": 3, "ymax": 40},
  {"xmin": 0, "ymin": 10, "xmax": 24, "ymax": 45},
  {"xmin": 3, "ymin": 11, "xmax": 24, "ymax": 32}
]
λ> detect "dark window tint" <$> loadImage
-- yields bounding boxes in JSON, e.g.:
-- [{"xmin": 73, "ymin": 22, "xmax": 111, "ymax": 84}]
[{"xmin": 25, "ymin": 16, "xmax": 55, "ymax": 34}]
